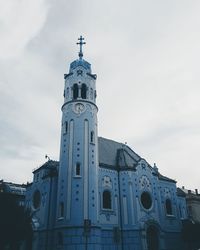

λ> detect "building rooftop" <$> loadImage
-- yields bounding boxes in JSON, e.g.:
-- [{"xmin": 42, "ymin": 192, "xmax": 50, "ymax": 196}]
[{"xmin": 0, "ymin": 180, "xmax": 26, "ymax": 195}]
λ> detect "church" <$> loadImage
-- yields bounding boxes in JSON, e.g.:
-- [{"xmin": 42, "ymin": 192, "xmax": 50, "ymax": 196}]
[{"xmin": 25, "ymin": 36, "xmax": 188, "ymax": 250}]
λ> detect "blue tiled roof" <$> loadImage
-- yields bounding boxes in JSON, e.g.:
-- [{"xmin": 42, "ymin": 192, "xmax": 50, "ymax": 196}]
[
  {"xmin": 98, "ymin": 137, "xmax": 175, "ymax": 182},
  {"xmin": 98, "ymin": 137, "xmax": 141, "ymax": 169},
  {"xmin": 69, "ymin": 59, "xmax": 91, "ymax": 72}
]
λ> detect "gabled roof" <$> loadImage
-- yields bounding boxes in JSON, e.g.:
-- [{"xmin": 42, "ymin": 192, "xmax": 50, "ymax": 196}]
[
  {"xmin": 158, "ymin": 173, "xmax": 176, "ymax": 183},
  {"xmin": 33, "ymin": 160, "xmax": 59, "ymax": 174},
  {"xmin": 98, "ymin": 137, "xmax": 176, "ymax": 183},
  {"xmin": 98, "ymin": 137, "xmax": 141, "ymax": 169}
]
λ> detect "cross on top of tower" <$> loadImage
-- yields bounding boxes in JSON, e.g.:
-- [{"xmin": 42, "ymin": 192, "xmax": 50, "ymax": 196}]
[{"xmin": 77, "ymin": 35, "xmax": 86, "ymax": 59}]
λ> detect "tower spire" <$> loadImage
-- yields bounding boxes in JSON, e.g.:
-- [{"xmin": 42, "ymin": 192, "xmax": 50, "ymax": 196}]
[{"xmin": 77, "ymin": 35, "xmax": 86, "ymax": 59}]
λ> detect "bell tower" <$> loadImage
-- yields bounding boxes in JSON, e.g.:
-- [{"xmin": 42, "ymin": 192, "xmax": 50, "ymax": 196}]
[{"xmin": 56, "ymin": 36, "xmax": 99, "ymax": 233}]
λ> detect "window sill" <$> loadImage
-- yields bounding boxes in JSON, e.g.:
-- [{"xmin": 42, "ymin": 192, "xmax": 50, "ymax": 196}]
[
  {"xmin": 57, "ymin": 217, "xmax": 64, "ymax": 221},
  {"xmin": 100, "ymin": 208, "xmax": 116, "ymax": 216},
  {"xmin": 166, "ymin": 214, "xmax": 175, "ymax": 219},
  {"xmin": 102, "ymin": 208, "xmax": 112, "ymax": 211},
  {"xmin": 74, "ymin": 175, "xmax": 81, "ymax": 178}
]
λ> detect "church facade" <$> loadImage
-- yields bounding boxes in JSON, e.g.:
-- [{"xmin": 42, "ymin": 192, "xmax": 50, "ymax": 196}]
[{"xmin": 25, "ymin": 37, "xmax": 188, "ymax": 250}]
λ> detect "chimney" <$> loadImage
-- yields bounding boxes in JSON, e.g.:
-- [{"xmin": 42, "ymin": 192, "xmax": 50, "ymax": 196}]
[
  {"xmin": 195, "ymin": 189, "xmax": 198, "ymax": 195},
  {"xmin": 188, "ymin": 190, "xmax": 191, "ymax": 194},
  {"xmin": 182, "ymin": 186, "xmax": 185, "ymax": 189}
]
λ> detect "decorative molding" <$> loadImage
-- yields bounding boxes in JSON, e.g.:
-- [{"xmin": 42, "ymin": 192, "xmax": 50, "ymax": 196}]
[
  {"xmin": 139, "ymin": 175, "xmax": 152, "ymax": 191},
  {"xmin": 102, "ymin": 176, "xmax": 112, "ymax": 189}
]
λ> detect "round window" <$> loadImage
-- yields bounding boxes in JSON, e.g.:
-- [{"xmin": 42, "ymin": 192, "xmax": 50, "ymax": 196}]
[
  {"xmin": 33, "ymin": 190, "xmax": 41, "ymax": 209},
  {"xmin": 141, "ymin": 191, "xmax": 152, "ymax": 209}
]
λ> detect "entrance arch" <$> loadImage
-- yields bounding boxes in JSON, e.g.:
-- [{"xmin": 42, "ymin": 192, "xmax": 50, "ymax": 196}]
[{"xmin": 146, "ymin": 225, "xmax": 159, "ymax": 250}]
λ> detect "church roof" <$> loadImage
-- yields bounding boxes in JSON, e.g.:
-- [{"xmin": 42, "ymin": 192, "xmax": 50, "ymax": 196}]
[
  {"xmin": 98, "ymin": 137, "xmax": 176, "ymax": 183},
  {"xmin": 98, "ymin": 137, "xmax": 141, "ymax": 169},
  {"xmin": 31, "ymin": 138, "xmax": 175, "ymax": 183},
  {"xmin": 158, "ymin": 173, "xmax": 176, "ymax": 183},
  {"xmin": 33, "ymin": 160, "xmax": 59, "ymax": 174}
]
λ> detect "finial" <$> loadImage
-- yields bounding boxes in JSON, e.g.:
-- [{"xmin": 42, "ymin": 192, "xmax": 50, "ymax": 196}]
[
  {"xmin": 77, "ymin": 35, "xmax": 86, "ymax": 59},
  {"xmin": 45, "ymin": 154, "xmax": 51, "ymax": 161},
  {"xmin": 153, "ymin": 163, "xmax": 158, "ymax": 172}
]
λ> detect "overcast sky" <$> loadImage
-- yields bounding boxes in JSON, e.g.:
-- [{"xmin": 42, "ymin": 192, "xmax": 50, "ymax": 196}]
[{"xmin": 0, "ymin": 0, "xmax": 200, "ymax": 190}]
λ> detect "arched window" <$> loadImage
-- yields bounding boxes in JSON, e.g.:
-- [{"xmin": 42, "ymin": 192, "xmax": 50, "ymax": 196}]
[
  {"xmin": 76, "ymin": 163, "xmax": 81, "ymax": 176},
  {"xmin": 81, "ymin": 84, "xmax": 87, "ymax": 99},
  {"xmin": 59, "ymin": 202, "xmax": 64, "ymax": 217},
  {"xmin": 73, "ymin": 84, "xmax": 78, "ymax": 99},
  {"xmin": 57, "ymin": 232, "xmax": 63, "ymax": 245},
  {"xmin": 103, "ymin": 190, "xmax": 112, "ymax": 209},
  {"xmin": 146, "ymin": 225, "xmax": 159, "ymax": 250},
  {"xmin": 66, "ymin": 87, "xmax": 69, "ymax": 98},
  {"xmin": 90, "ymin": 88, "xmax": 93, "ymax": 100},
  {"xmin": 165, "ymin": 199, "xmax": 172, "ymax": 215},
  {"xmin": 90, "ymin": 131, "xmax": 94, "ymax": 143}
]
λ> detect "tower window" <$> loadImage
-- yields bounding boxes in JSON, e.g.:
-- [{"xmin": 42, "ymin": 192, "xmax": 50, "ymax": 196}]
[
  {"xmin": 90, "ymin": 131, "xmax": 95, "ymax": 143},
  {"xmin": 103, "ymin": 190, "xmax": 112, "ymax": 209},
  {"xmin": 75, "ymin": 163, "xmax": 81, "ymax": 176},
  {"xmin": 64, "ymin": 121, "xmax": 68, "ymax": 134},
  {"xmin": 90, "ymin": 88, "xmax": 93, "ymax": 100},
  {"xmin": 59, "ymin": 202, "xmax": 64, "ymax": 217},
  {"xmin": 66, "ymin": 87, "xmax": 69, "ymax": 98},
  {"xmin": 81, "ymin": 84, "xmax": 87, "ymax": 99},
  {"xmin": 165, "ymin": 199, "xmax": 172, "ymax": 215},
  {"xmin": 73, "ymin": 84, "xmax": 78, "ymax": 99}
]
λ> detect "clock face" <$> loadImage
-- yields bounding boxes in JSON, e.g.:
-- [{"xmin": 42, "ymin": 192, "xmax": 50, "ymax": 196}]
[{"xmin": 74, "ymin": 103, "xmax": 85, "ymax": 114}]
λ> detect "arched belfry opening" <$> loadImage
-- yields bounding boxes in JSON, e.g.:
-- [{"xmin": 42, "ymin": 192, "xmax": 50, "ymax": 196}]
[
  {"xmin": 146, "ymin": 225, "xmax": 159, "ymax": 250},
  {"xmin": 73, "ymin": 84, "xmax": 78, "ymax": 99},
  {"xmin": 81, "ymin": 83, "xmax": 87, "ymax": 99}
]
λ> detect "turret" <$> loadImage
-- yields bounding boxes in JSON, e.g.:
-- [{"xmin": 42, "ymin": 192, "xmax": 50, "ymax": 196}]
[{"xmin": 56, "ymin": 36, "xmax": 99, "ymax": 228}]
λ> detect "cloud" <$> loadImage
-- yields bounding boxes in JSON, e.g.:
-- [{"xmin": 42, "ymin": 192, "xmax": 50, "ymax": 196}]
[{"xmin": 0, "ymin": 0, "xmax": 49, "ymax": 59}]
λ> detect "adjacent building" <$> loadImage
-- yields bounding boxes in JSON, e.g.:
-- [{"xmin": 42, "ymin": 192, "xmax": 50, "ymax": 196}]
[{"xmin": 0, "ymin": 180, "xmax": 26, "ymax": 206}]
